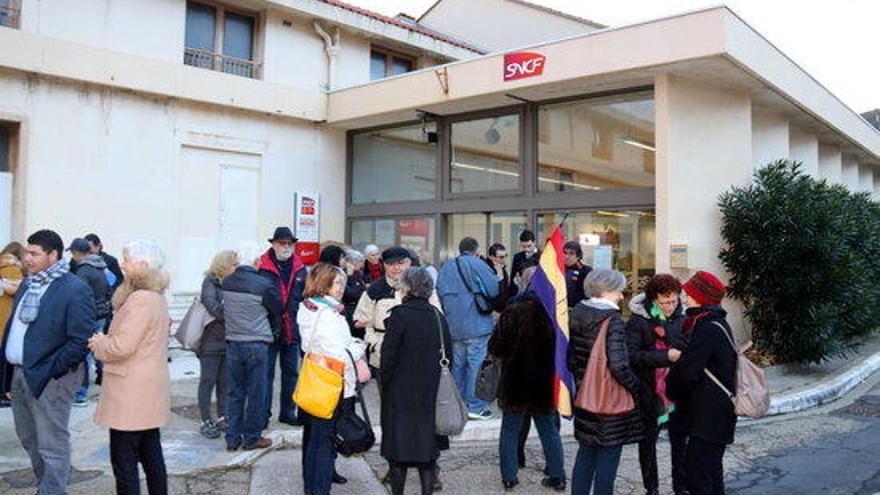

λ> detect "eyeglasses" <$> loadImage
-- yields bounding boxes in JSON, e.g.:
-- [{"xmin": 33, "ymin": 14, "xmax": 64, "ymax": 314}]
[{"xmin": 656, "ymin": 299, "xmax": 678, "ymax": 307}]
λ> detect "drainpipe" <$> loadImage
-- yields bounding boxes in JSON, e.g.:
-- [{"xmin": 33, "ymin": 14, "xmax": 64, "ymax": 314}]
[{"xmin": 313, "ymin": 21, "xmax": 341, "ymax": 90}]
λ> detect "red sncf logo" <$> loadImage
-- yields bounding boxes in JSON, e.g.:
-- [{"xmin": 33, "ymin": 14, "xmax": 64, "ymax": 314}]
[{"xmin": 503, "ymin": 52, "xmax": 546, "ymax": 81}]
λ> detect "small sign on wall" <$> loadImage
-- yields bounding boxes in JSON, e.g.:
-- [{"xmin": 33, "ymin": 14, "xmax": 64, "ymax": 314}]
[
  {"xmin": 503, "ymin": 52, "xmax": 546, "ymax": 81},
  {"xmin": 294, "ymin": 192, "xmax": 320, "ymax": 265},
  {"xmin": 670, "ymin": 244, "xmax": 689, "ymax": 269}
]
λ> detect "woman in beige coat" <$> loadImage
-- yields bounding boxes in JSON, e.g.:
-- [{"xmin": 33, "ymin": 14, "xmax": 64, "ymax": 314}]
[{"xmin": 89, "ymin": 240, "xmax": 171, "ymax": 495}]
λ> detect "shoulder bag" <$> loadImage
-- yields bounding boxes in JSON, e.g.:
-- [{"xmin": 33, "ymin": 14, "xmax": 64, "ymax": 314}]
[
  {"xmin": 334, "ymin": 350, "xmax": 376, "ymax": 456},
  {"xmin": 433, "ymin": 308, "xmax": 469, "ymax": 436},
  {"xmin": 454, "ymin": 258, "xmax": 494, "ymax": 315},
  {"xmin": 293, "ymin": 307, "xmax": 345, "ymax": 419},
  {"xmin": 574, "ymin": 317, "xmax": 636, "ymax": 415}
]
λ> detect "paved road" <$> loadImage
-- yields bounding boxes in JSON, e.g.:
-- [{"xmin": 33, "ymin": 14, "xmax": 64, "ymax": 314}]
[{"xmin": 2, "ymin": 378, "xmax": 880, "ymax": 494}]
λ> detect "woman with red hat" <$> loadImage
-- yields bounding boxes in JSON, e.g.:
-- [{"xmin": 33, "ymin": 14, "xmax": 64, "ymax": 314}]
[{"xmin": 667, "ymin": 271, "xmax": 737, "ymax": 495}]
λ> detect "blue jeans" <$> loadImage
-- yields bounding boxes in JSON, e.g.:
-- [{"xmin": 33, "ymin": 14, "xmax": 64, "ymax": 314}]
[
  {"xmin": 265, "ymin": 341, "xmax": 300, "ymax": 423},
  {"xmin": 225, "ymin": 341, "xmax": 269, "ymax": 447},
  {"xmin": 500, "ymin": 412, "xmax": 565, "ymax": 483},
  {"xmin": 302, "ymin": 412, "xmax": 338, "ymax": 495},
  {"xmin": 571, "ymin": 444, "xmax": 623, "ymax": 495},
  {"xmin": 76, "ymin": 318, "xmax": 106, "ymax": 400},
  {"xmin": 451, "ymin": 336, "xmax": 489, "ymax": 413}
]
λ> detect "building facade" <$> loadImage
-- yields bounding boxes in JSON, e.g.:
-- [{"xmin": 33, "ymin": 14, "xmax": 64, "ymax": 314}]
[{"xmin": 1, "ymin": 1, "xmax": 879, "ymax": 337}]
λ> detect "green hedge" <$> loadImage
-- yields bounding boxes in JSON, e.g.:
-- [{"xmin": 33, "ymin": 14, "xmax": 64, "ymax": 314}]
[{"xmin": 718, "ymin": 160, "xmax": 880, "ymax": 364}]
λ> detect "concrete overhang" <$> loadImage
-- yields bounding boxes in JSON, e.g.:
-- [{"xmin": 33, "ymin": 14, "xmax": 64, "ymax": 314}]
[{"xmin": 326, "ymin": 6, "xmax": 880, "ymax": 165}]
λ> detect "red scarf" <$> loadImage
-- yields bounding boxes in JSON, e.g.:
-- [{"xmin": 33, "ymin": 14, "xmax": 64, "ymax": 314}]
[{"xmin": 367, "ymin": 261, "xmax": 382, "ymax": 281}]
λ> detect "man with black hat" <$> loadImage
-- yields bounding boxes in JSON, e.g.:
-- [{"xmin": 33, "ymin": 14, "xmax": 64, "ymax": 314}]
[{"xmin": 257, "ymin": 227, "xmax": 308, "ymax": 427}]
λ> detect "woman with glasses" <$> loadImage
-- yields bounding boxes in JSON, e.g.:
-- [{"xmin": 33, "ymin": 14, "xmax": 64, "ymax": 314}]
[{"xmin": 626, "ymin": 274, "xmax": 688, "ymax": 495}]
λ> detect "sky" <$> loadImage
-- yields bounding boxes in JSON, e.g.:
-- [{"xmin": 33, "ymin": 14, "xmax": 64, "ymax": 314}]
[{"xmin": 350, "ymin": 0, "xmax": 879, "ymax": 113}]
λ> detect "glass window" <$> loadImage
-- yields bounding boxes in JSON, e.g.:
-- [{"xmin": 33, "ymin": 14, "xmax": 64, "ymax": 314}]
[
  {"xmin": 392, "ymin": 57, "xmax": 413, "ymax": 76},
  {"xmin": 489, "ymin": 212, "xmax": 527, "ymax": 270},
  {"xmin": 446, "ymin": 214, "xmax": 487, "ymax": 262},
  {"xmin": 351, "ymin": 217, "xmax": 436, "ymax": 265},
  {"xmin": 185, "ymin": 2, "xmax": 216, "ymax": 52},
  {"xmin": 450, "ymin": 114, "xmax": 520, "ymax": 194},
  {"xmin": 537, "ymin": 210, "xmax": 656, "ymax": 300},
  {"xmin": 0, "ymin": 125, "xmax": 9, "ymax": 172},
  {"xmin": 351, "ymin": 123, "xmax": 437, "ymax": 204},
  {"xmin": 370, "ymin": 51, "xmax": 387, "ymax": 81},
  {"xmin": 538, "ymin": 93, "xmax": 654, "ymax": 192},
  {"xmin": 222, "ymin": 11, "xmax": 255, "ymax": 77}
]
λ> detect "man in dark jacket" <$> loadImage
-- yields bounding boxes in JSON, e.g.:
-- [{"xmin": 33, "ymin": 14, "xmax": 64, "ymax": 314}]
[
  {"xmin": 625, "ymin": 274, "xmax": 686, "ymax": 495},
  {"xmin": 68, "ymin": 237, "xmax": 111, "ymax": 406},
  {"xmin": 257, "ymin": 227, "xmax": 308, "ymax": 427},
  {"xmin": 0, "ymin": 230, "xmax": 96, "ymax": 495},
  {"xmin": 511, "ymin": 230, "xmax": 539, "ymax": 282},
  {"xmin": 562, "ymin": 241, "xmax": 591, "ymax": 307},
  {"xmin": 667, "ymin": 271, "xmax": 736, "ymax": 495},
  {"xmin": 222, "ymin": 245, "xmax": 283, "ymax": 451},
  {"xmin": 85, "ymin": 233, "xmax": 124, "ymax": 292}
]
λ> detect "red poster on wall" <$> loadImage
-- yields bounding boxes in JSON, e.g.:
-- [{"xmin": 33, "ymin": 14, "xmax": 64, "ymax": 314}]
[{"xmin": 295, "ymin": 192, "xmax": 320, "ymax": 265}]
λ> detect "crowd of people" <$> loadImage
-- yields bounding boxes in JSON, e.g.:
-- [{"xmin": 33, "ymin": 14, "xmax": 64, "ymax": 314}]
[{"xmin": 0, "ymin": 226, "xmax": 738, "ymax": 495}]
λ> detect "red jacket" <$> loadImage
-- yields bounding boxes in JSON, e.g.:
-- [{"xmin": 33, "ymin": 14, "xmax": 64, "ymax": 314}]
[{"xmin": 258, "ymin": 250, "xmax": 307, "ymax": 345}]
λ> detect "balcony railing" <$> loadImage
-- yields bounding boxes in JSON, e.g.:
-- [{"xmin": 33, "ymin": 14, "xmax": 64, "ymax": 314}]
[
  {"xmin": 183, "ymin": 47, "xmax": 260, "ymax": 79},
  {"xmin": 0, "ymin": 3, "xmax": 21, "ymax": 29}
]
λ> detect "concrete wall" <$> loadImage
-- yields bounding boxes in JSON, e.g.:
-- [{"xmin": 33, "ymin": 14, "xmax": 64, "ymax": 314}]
[
  {"xmin": 841, "ymin": 155, "xmax": 860, "ymax": 191},
  {"xmin": 788, "ymin": 126, "xmax": 819, "ymax": 178},
  {"xmin": 20, "ymin": 0, "xmax": 185, "ymax": 63},
  {"xmin": 655, "ymin": 74, "xmax": 752, "ymax": 339},
  {"xmin": 419, "ymin": 0, "xmax": 600, "ymax": 52},
  {"xmin": 751, "ymin": 108, "xmax": 788, "ymax": 173},
  {"xmin": 0, "ymin": 72, "xmax": 346, "ymax": 294},
  {"xmin": 858, "ymin": 164, "xmax": 875, "ymax": 194},
  {"xmin": 818, "ymin": 143, "xmax": 843, "ymax": 184}
]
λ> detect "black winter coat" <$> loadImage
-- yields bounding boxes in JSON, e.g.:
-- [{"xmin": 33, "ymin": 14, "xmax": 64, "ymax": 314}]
[
  {"xmin": 625, "ymin": 294, "xmax": 685, "ymax": 419},
  {"xmin": 568, "ymin": 301, "xmax": 645, "ymax": 448},
  {"xmin": 380, "ymin": 297, "xmax": 452, "ymax": 464},
  {"xmin": 199, "ymin": 275, "xmax": 226, "ymax": 356},
  {"xmin": 343, "ymin": 270, "xmax": 367, "ymax": 339},
  {"xmin": 489, "ymin": 296, "xmax": 555, "ymax": 415},
  {"xmin": 73, "ymin": 257, "xmax": 111, "ymax": 319},
  {"xmin": 667, "ymin": 306, "xmax": 737, "ymax": 445},
  {"xmin": 565, "ymin": 263, "xmax": 591, "ymax": 308}
]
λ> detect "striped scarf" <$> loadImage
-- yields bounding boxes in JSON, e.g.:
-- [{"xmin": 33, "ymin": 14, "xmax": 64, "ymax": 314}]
[{"xmin": 19, "ymin": 260, "xmax": 69, "ymax": 324}]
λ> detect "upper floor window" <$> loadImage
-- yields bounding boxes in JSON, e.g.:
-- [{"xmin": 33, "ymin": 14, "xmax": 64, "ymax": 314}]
[
  {"xmin": 184, "ymin": 1, "xmax": 260, "ymax": 79},
  {"xmin": 0, "ymin": 0, "xmax": 20, "ymax": 29},
  {"xmin": 370, "ymin": 48, "xmax": 415, "ymax": 81}
]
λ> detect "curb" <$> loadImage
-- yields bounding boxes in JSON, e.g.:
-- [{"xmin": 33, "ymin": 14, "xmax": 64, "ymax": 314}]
[{"xmin": 767, "ymin": 351, "xmax": 880, "ymax": 415}]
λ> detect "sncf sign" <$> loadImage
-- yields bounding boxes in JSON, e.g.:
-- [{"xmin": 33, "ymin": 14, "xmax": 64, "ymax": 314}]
[{"xmin": 503, "ymin": 52, "xmax": 546, "ymax": 81}]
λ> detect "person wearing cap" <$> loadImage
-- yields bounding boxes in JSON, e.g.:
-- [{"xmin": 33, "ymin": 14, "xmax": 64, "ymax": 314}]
[
  {"xmin": 257, "ymin": 227, "xmax": 308, "ymax": 427},
  {"xmin": 667, "ymin": 271, "xmax": 737, "ymax": 495},
  {"xmin": 85, "ymin": 233, "xmax": 124, "ymax": 293},
  {"xmin": 68, "ymin": 238, "xmax": 111, "ymax": 406},
  {"xmin": 436, "ymin": 237, "xmax": 500, "ymax": 421},
  {"xmin": 563, "ymin": 240, "xmax": 592, "ymax": 308},
  {"xmin": 353, "ymin": 245, "xmax": 443, "ymax": 489}
]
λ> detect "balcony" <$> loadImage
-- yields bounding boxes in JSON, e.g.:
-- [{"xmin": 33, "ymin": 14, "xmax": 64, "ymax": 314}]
[
  {"xmin": 183, "ymin": 47, "xmax": 260, "ymax": 79},
  {"xmin": 0, "ymin": 3, "xmax": 20, "ymax": 29}
]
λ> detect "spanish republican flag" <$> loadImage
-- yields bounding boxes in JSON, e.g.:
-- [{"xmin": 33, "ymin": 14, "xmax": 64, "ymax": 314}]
[{"xmin": 530, "ymin": 226, "xmax": 575, "ymax": 417}]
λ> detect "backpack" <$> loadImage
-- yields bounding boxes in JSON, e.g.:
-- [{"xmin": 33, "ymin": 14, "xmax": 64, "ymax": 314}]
[{"xmin": 703, "ymin": 321, "xmax": 770, "ymax": 418}]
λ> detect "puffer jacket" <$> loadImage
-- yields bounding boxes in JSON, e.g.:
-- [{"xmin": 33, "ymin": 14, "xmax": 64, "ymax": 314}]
[
  {"xmin": 73, "ymin": 254, "xmax": 111, "ymax": 319},
  {"xmin": 198, "ymin": 275, "xmax": 226, "ymax": 356},
  {"xmin": 297, "ymin": 297, "xmax": 365, "ymax": 398},
  {"xmin": 221, "ymin": 266, "xmax": 282, "ymax": 344},
  {"xmin": 568, "ymin": 299, "xmax": 645, "ymax": 448},
  {"xmin": 625, "ymin": 293, "xmax": 685, "ymax": 418}
]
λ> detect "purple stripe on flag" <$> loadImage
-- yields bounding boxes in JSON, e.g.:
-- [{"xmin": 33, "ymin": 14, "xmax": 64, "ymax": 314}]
[{"xmin": 531, "ymin": 268, "xmax": 576, "ymax": 401}]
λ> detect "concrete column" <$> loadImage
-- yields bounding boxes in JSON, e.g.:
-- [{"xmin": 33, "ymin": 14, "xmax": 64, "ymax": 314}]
[
  {"xmin": 655, "ymin": 74, "xmax": 752, "ymax": 340},
  {"xmin": 818, "ymin": 143, "xmax": 842, "ymax": 184},
  {"xmin": 859, "ymin": 164, "xmax": 874, "ymax": 194},
  {"xmin": 751, "ymin": 108, "xmax": 788, "ymax": 173},
  {"xmin": 874, "ymin": 170, "xmax": 880, "ymax": 201},
  {"xmin": 841, "ymin": 155, "xmax": 860, "ymax": 191},
  {"xmin": 788, "ymin": 126, "xmax": 819, "ymax": 178}
]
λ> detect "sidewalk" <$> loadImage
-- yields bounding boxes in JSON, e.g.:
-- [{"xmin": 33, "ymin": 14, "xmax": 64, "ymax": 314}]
[{"xmin": 1, "ymin": 333, "xmax": 879, "ymax": 482}]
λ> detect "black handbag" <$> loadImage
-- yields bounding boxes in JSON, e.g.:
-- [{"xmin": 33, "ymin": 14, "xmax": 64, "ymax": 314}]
[
  {"xmin": 333, "ymin": 352, "xmax": 376, "ymax": 457},
  {"xmin": 475, "ymin": 357, "xmax": 501, "ymax": 401},
  {"xmin": 455, "ymin": 258, "xmax": 494, "ymax": 315}
]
